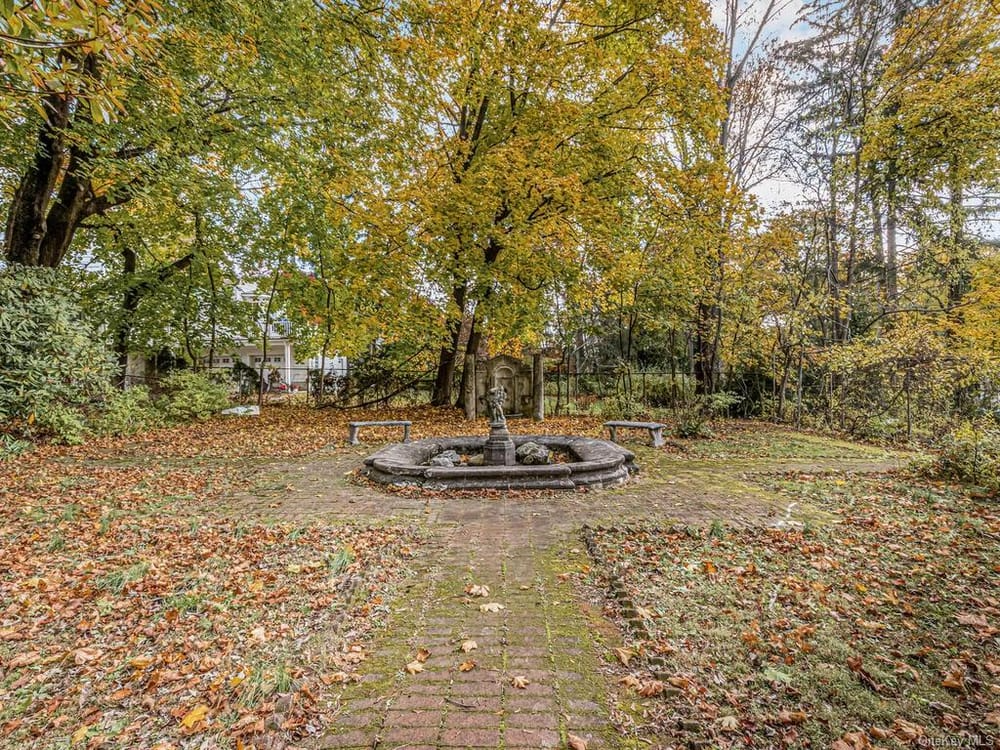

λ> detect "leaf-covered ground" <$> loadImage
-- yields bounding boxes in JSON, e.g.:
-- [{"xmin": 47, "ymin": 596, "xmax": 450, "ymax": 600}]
[
  {"xmin": 0, "ymin": 422, "xmax": 420, "ymax": 750},
  {"xmin": 0, "ymin": 407, "xmax": 940, "ymax": 749},
  {"xmin": 587, "ymin": 474, "xmax": 1000, "ymax": 747},
  {"xmin": 38, "ymin": 405, "xmax": 606, "ymax": 461},
  {"xmin": 663, "ymin": 421, "xmax": 895, "ymax": 460}
]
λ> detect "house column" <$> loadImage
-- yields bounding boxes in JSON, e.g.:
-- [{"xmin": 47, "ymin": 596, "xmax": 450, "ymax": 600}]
[{"xmin": 284, "ymin": 341, "xmax": 292, "ymax": 387}]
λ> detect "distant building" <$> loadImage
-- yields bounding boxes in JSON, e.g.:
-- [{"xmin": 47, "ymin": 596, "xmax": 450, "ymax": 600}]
[{"xmin": 201, "ymin": 321, "xmax": 347, "ymax": 390}]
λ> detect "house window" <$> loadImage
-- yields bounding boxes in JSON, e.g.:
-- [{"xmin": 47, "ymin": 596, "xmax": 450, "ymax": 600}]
[
  {"xmin": 222, "ymin": 357, "xmax": 231, "ymax": 364},
  {"xmin": 253, "ymin": 356, "xmax": 262, "ymax": 363}
]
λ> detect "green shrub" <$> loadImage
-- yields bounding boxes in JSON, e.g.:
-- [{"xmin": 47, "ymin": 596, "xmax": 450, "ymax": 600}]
[
  {"xmin": 674, "ymin": 411, "xmax": 713, "ymax": 439},
  {"xmin": 590, "ymin": 396, "xmax": 641, "ymax": 421},
  {"xmin": 0, "ymin": 434, "xmax": 32, "ymax": 460},
  {"xmin": 856, "ymin": 415, "xmax": 904, "ymax": 442},
  {"xmin": 705, "ymin": 391, "xmax": 743, "ymax": 417},
  {"xmin": 642, "ymin": 374, "xmax": 695, "ymax": 408},
  {"xmin": 0, "ymin": 267, "xmax": 114, "ymax": 443},
  {"xmin": 33, "ymin": 403, "xmax": 89, "ymax": 445},
  {"xmin": 96, "ymin": 386, "xmax": 164, "ymax": 436},
  {"xmin": 670, "ymin": 392, "xmax": 742, "ymax": 440},
  {"xmin": 931, "ymin": 421, "xmax": 1000, "ymax": 492},
  {"xmin": 159, "ymin": 371, "xmax": 230, "ymax": 422}
]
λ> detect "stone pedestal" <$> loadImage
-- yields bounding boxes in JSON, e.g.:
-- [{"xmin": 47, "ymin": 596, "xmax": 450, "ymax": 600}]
[{"xmin": 483, "ymin": 424, "xmax": 516, "ymax": 466}]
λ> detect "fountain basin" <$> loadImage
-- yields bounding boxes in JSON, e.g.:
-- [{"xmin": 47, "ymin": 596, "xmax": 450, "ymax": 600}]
[{"xmin": 363, "ymin": 435, "xmax": 637, "ymax": 490}]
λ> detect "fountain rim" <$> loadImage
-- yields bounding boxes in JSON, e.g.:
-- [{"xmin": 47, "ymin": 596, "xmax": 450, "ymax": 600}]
[{"xmin": 362, "ymin": 434, "xmax": 637, "ymax": 490}]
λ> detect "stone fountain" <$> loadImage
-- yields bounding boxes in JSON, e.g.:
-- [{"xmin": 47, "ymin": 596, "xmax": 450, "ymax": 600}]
[{"xmin": 363, "ymin": 384, "xmax": 638, "ymax": 490}]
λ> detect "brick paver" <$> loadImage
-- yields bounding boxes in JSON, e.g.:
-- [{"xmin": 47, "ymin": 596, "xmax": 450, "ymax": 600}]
[{"xmin": 213, "ymin": 442, "xmax": 901, "ymax": 749}]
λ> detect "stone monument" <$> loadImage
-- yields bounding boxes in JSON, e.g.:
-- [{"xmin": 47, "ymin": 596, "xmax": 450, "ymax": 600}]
[{"xmin": 482, "ymin": 384, "xmax": 516, "ymax": 465}]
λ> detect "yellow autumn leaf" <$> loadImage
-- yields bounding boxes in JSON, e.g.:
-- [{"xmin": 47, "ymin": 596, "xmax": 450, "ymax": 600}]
[
  {"xmin": 180, "ymin": 704, "xmax": 210, "ymax": 730},
  {"xmin": 71, "ymin": 725, "xmax": 90, "ymax": 746}
]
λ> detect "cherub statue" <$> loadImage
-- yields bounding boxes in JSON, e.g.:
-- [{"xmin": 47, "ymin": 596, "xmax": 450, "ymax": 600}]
[{"xmin": 484, "ymin": 384, "xmax": 507, "ymax": 427}]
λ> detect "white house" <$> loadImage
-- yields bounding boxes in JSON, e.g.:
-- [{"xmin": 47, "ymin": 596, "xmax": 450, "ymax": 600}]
[{"xmin": 201, "ymin": 320, "xmax": 347, "ymax": 390}]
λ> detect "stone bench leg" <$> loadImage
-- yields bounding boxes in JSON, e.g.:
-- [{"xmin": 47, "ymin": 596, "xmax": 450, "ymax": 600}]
[
  {"xmin": 402, "ymin": 424, "xmax": 411, "ymax": 443},
  {"xmin": 348, "ymin": 425, "xmax": 361, "ymax": 445},
  {"xmin": 608, "ymin": 426, "xmax": 618, "ymax": 442},
  {"xmin": 650, "ymin": 427, "xmax": 665, "ymax": 448}
]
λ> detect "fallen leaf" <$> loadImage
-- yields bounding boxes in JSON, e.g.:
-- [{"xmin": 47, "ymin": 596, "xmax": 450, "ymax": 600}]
[
  {"xmin": 72, "ymin": 647, "xmax": 102, "ymax": 666},
  {"xmin": 568, "ymin": 733, "xmax": 588, "ymax": 750},
  {"xmin": 941, "ymin": 661, "xmax": 966, "ymax": 691},
  {"xmin": 846, "ymin": 655, "xmax": 882, "ymax": 693},
  {"xmin": 460, "ymin": 640, "xmax": 478, "ymax": 653},
  {"xmin": 466, "ymin": 584, "xmax": 490, "ymax": 597},
  {"xmin": 637, "ymin": 679, "xmax": 665, "ymax": 697},
  {"xmin": 617, "ymin": 674, "xmax": 641, "ymax": 689},
  {"xmin": 71, "ymin": 725, "xmax": 90, "ymax": 746},
  {"xmin": 841, "ymin": 732, "xmax": 873, "ymax": 750},
  {"xmin": 635, "ymin": 605, "xmax": 656, "ymax": 620},
  {"xmin": 458, "ymin": 660, "xmax": 476, "ymax": 672},
  {"xmin": 180, "ymin": 704, "xmax": 209, "ymax": 730},
  {"xmin": 718, "ymin": 715, "xmax": 740, "ymax": 732},
  {"xmin": 892, "ymin": 718, "xmax": 924, "ymax": 741},
  {"xmin": 703, "ymin": 560, "xmax": 717, "ymax": 575},
  {"xmin": 956, "ymin": 612, "xmax": 989, "ymax": 629},
  {"xmin": 7, "ymin": 651, "xmax": 40, "ymax": 668},
  {"xmin": 832, "ymin": 732, "xmax": 873, "ymax": 750},
  {"xmin": 985, "ymin": 711, "xmax": 1000, "ymax": 726},
  {"xmin": 480, "ymin": 602, "xmax": 504, "ymax": 613},
  {"xmin": 404, "ymin": 661, "xmax": 424, "ymax": 675},
  {"xmin": 612, "ymin": 647, "xmax": 635, "ymax": 666},
  {"xmin": 511, "ymin": 675, "xmax": 529, "ymax": 689},
  {"xmin": 415, "ymin": 648, "xmax": 430, "ymax": 663},
  {"xmin": 775, "ymin": 709, "xmax": 807, "ymax": 725}
]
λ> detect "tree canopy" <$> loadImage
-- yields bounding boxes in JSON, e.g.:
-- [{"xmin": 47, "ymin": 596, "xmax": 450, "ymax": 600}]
[{"xmin": 1, "ymin": 0, "xmax": 998, "ymax": 434}]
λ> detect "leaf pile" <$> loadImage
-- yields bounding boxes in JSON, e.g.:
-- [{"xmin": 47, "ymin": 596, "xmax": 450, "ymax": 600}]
[
  {"xmin": 0, "ymin": 460, "xmax": 418, "ymax": 749},
  {"xmin": 587, "ymin": 474, "xmax": 999, "ymax": 747}
]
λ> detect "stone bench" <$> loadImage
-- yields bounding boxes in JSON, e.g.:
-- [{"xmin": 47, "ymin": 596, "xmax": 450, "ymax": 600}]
[
  {"xmin": 604, "ymin": 420, "xmax": 666, "ymax": 448},
  {"xmin": 348, "ymin": 420, "xmax": 412, "ymax": 445}
]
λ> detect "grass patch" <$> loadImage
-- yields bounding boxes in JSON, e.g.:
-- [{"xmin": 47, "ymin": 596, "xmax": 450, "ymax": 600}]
[
  {"xmin": 586, "ymin": 473, "xmax": 999, "ymax": 746},
  {"xmin": 96, "ymin": 561, "xmax": 150, "ymax": 594}
]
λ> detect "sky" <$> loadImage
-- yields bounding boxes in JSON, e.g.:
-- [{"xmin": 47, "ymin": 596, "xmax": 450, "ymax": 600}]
[{"xmin": 709, "ymin": 0, "xmax": 812, "ymax": 212}]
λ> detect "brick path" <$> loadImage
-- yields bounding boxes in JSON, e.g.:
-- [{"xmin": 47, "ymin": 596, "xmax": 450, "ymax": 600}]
[{"xmin": 217, "ymin": 445, "xmax": 903, "ymax": 749}]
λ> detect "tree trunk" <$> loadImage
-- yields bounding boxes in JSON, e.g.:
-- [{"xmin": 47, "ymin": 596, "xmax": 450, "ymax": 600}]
[
  {"xmin": 4, "ymin": 91, "xmax": 73, "ymax": 267},
  {"xmin": 113, "ymin": 247, "xmax": 194, "ymax": 386},
  {"xmin": 431, "ymin": 336, "xmax": 460, "ymax": 406},
  {"xmin": 431, "ymin": 282, "xmax": 467, "ymax": 406},
  {"xmin": 885, "ymin": 173, "xmax": 899, "ymax": 304},
  {"xmin": 463, "ymin": 353, "xmax": 477, "ymax": 420},
  {"xmin": 4, "ymin": 53, "xmax": 103, "ymax": 268},
  {"xmin": 114, "ymin": 247, "xmax": 141, "ymax": 385},
  {"xmin": 694, "ymin": 301, "xmax": 720, "ymax": 395},
  {"xmin": 947, "ymin": 165, "xmax": 968, "ymax": 305},
  {"xmin": 456, "ymin": 318, "xmax": 482, "ymax": 407},
  {"xmin": 258, "ymin": 268, "xmax": 281, "ymax": 410}
]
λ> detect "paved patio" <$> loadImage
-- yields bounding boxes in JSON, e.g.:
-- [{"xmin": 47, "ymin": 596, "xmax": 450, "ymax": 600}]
[{"xmin": 219, "ymin": 446, "xmax": 902, "ymax": 749}]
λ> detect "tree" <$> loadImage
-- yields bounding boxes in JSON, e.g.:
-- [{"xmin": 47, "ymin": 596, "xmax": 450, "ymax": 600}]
[
  {"xmin": 1, "ymin": 0, "xmax": 379, "ymax": 270},
  {"xmin": 384, "ymin": 0, "xmax": 724, "ymax": 406},
  {"xmin": 863, "ymin": 0, "xmax": 1000, "ymax": 308}
]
